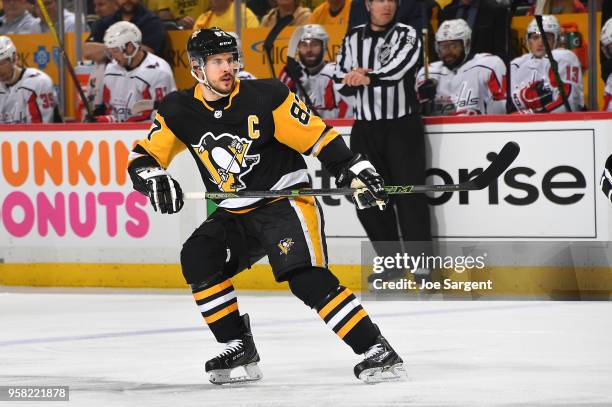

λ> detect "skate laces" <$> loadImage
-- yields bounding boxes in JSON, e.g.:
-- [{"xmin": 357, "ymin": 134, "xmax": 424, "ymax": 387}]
[
  {"xmin": 218, "ymin": 339, "xmax": 243, "ymax": 357},
  {"xmin": 364, "ymin": 343, "xmax": 384, "ymax": 359}
]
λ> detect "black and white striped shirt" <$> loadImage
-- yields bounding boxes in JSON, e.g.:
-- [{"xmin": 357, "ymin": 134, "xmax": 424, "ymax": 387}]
[{"xmin": 333, "ymin": 23, "xmax": 421, "ymax": 121}]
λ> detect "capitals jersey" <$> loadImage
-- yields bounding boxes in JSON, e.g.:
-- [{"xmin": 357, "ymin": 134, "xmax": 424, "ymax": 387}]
[
  {"xmin": 604, "ymin": 73, "xmax": 612, "ymax": 111},
  {"xmin": 101, "ymin": 52, "xmax": 176, "ymax": 122},
  {"xmin": 510, "ymin": 49, "xmax": 584, "ymax": 113},
  {"xmin": 0, "ymin": 68, "xmax": 56, "ymax": 124},
  {"xmin": 129, "ymin": 79, "xmax": 353, "ymax": 210},
  {"xmin": 416, "ymin": 53, "xmax": 507, "ymax": 116},
  {"xmin": 279, "ymin": 62, "xmax": 351, "ymax": 119}
]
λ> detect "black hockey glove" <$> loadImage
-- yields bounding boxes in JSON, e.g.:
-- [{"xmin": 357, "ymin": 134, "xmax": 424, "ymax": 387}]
[
  {"xmin": 601, "ymin": 154, "xmax": 612, "ymax": 203},
  {"xmin": 336, "ymin": 154, "xmax": 388, "ymax": 210},
  {"xmin": 417, "ymin": 79, "xmax": 437, "ymax": 102},
  {"xmin": 285, "ymin": 57, "xmax": 304, "ymax": 81},
  {"xmin": 133, "ymin": 167, "xmax": 184, "ymax": 214}
]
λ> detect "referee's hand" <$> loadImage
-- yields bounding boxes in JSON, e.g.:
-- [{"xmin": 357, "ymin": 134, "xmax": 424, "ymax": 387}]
[{"xmin": 343, "ymin": 68, "xmax": 371, "ymax": 87}]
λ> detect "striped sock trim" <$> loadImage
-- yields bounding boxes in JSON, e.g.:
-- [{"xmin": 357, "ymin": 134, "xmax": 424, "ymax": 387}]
[
  {"xmin": 317, "ymin": 286, "xmax": 368, "ymax": 338},
  {"xmin": 193, "ymin": 279, "xmax": 233, "ymax": 301},
  {"xmin": 337, "ymin": 309, "xmax": 368, "ymax": 339},
  {"xmin": 205, "ymin": 302, "xmax": 239, "ymax": 324},
  {"xmin": 318, "ymin": 287, "xmax": 351, "ymax": 319},
  {"xmin": 192, "ymin": 279, "xmax": 239, "ymax": 324}
]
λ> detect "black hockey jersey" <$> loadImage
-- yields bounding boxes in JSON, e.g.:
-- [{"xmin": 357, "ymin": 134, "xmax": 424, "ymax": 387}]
[{"xmin": 129, "ymin": 79, "xmax": 353, "ymax": 210}]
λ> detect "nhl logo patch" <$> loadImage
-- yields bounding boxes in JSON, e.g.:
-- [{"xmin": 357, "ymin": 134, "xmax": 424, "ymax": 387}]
[
  {"xmin": 214, "ymin": 110, "xmax": 223, "ymax": 118},
  {"xmin": 377, "ymin": 43, "xmax": 393, "ymax": 64}
]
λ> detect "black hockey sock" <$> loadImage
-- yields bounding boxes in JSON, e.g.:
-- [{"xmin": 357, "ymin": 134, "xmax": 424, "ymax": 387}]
[
  {"xmin": 288, "ymin": 268, "xmax": 378, "ymax": 354},
  {"xmin": 191, "ymin": 278, "xmax": 244, "ymax": 343}
]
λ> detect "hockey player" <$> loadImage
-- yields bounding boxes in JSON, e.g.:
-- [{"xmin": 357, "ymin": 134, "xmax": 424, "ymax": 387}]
[
  {"xmin": 601, "ymin": 18, "xmax": 612, "ymax": 111},
  {"xmin": 279, "ymin": 24, "xmax": 351, "ymax": 119},
  {"xmin": 510, "ymin": 15, "xmax": 584, "ymax": 114},
  {"xmin": 92, "ymin": 21, "xmax": 176, "ymax": 122},
  {"xmin": 127, "ymin": 28, "xmax": 405, "ymax": 385},
  {"xmin": 0, "ymin": 36, "xmax": 59, "ymax": 124},
  {"xmin": 416, "ymin": 19, "xmax": 507, "ymax": 116}
]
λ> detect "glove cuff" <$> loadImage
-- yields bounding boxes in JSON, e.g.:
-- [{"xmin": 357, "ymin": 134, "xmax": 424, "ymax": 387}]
[
  {"xmin": 349, "ymin": 160, "xmax": 374, "ymax": 176},
  {"xmin": 136, "ymin": 167, "xmax": 168, "ymax": 181}
]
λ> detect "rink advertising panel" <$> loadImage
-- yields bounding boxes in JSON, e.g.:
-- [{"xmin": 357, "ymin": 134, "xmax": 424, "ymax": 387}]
[
  {"xmin": 0, "ymin": 125, "xmax": 209, "ymax": 263},
  {"xmin": 1, "ymin": 113, "xmax": 611, "ymax": 289}
]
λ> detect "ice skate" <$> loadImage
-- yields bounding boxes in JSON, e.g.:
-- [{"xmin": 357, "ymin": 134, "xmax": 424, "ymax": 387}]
[
  {"xmin": 354, "ymin": 331, "xmax": 406, "ymax": 384},
  {"xmin": 205, "ymin": 314, "xmax": 263, "ymax": 385}
]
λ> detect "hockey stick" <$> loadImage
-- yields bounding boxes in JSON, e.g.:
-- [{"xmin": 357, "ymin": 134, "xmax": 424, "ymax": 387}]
[
  {"xmin": 184, "ymin": 141, "xmax": 520, "ymax": 200},
  {"xmin": 534, "ymin": 12, "xmax": 571, "ymax": 112},
  {"xmin": 263, "ymin": 15, "xmax": 294, "ymax": 78},
  {"xmin": 505, "ymin": 0, "xmax": 519, "ymax": 112},
  {"xmin": 35, "ymin": 0, "xmax": 94, "ymax": 118}
]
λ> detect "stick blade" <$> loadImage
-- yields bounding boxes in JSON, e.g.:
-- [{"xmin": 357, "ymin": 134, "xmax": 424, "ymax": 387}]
[{"xmin": 471, "ymin": 141, "xmax": 520, "ymax": 189}]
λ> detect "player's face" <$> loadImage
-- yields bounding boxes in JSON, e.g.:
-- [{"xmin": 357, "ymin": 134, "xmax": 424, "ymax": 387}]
[
  {"xmin": 527, "ymin": 32, "xmax": 555, "ymax": 58},
  {"xmin": 367, "ymin": 0, "xmax": 397, "ymax": 27},
  {"xmin": 204, "ymin": 53, "xmax": 238, "ymax": 94},
  {"xmin": 107, "ymin": 43, "xmax": 136, "ymax": 66},
  {"xmin": 298, "ymin": 39, "xmax": 324, "ymax": 68},
  {"xmin": 437, "ymin": 40, "xmax": 464, "ymax": 68},
  {"xmin": 0, "ymin": 58, "xmax": 15, "ymax": 83}
]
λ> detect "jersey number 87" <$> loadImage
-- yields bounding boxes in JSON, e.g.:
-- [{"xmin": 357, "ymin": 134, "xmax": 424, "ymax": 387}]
[{"xmin": 289, "ymin": 94, "xmax": 311, "ymax": 125}]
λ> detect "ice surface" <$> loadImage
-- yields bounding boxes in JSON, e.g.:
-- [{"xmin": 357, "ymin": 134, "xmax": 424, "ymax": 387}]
[{"xmin": 1, "ymin": 288, "xmax": 611, "ymax": 406}]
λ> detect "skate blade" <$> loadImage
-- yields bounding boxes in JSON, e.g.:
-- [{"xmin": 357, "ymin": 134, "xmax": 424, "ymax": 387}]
[
  {"xmin": 209, "ymin": 362, "xmax": 263, "ymax": 385},
  {"xmin": 358, "ymin": 363, "xmax": 407, "ymax": 384}
]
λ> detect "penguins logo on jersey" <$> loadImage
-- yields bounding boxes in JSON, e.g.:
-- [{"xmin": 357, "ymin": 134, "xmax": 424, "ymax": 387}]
[{"xmin": 192, "ymin": 132, "xmax": 260, "ymax": 192}]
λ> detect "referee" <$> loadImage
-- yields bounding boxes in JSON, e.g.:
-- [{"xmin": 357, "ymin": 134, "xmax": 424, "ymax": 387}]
[{"xmin": 333, "ymin": 0, "xmax": 431, "ymax": 278}]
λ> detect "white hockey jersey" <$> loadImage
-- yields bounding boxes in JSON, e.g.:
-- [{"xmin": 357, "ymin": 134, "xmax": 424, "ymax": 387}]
[
  {"xmin": 279, "ymin": 62, "xmax": 352, "ymax": 119},
  {"xmin": 0, "ymin": 67, "xmax": 56, "ymax": 123},
  {"xmin": 237, "ymin": 70, "xmax": 256, "ymax": 80},
  {"xmin": 101, "ymin": 52, "xmax": 176, "ymax": 122},
  {"xmin": 510, "ymin": 49, "xmax": 584, "ymax": 113},
  {"xmin": 604, "ymin": 73, "xmax": 612, "ymax": 112},
  {"xmin": 416, "ymin": 53, "xmax": 507, "ymax": 116}
]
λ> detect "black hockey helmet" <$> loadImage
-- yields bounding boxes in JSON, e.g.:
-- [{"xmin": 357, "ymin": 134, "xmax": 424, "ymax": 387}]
[
  {"xmin": 187, "ymin": 27, "xmax": 240, "ymax": 64},
  {"xmin": 188, "ymin": 27, "xmax": 242, "ymax": 97}
]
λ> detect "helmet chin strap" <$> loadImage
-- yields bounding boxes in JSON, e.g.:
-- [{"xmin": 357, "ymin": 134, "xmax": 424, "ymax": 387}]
[
  {"xmin": 190, "ymin": 65, "xmax": 233, "ymax": 98},
  {"xmin": 123, "ymin": 43, "xmax": 140, "ymax": 67}
]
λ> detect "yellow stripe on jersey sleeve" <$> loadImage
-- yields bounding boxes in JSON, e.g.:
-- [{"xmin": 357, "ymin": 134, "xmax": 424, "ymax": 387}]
[
  {"xmin": 135, "ymin": 113, "xmax": 186, "ymax": 169},
  {"xmin": 272, "ymin": 91, "xmax": 340, "ymax": 154}
]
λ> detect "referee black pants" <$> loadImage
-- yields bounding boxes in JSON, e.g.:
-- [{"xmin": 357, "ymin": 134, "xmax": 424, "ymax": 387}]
[{"xmin": 350, "ymin": 114, "xmax": 431, "ymax": 252}]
